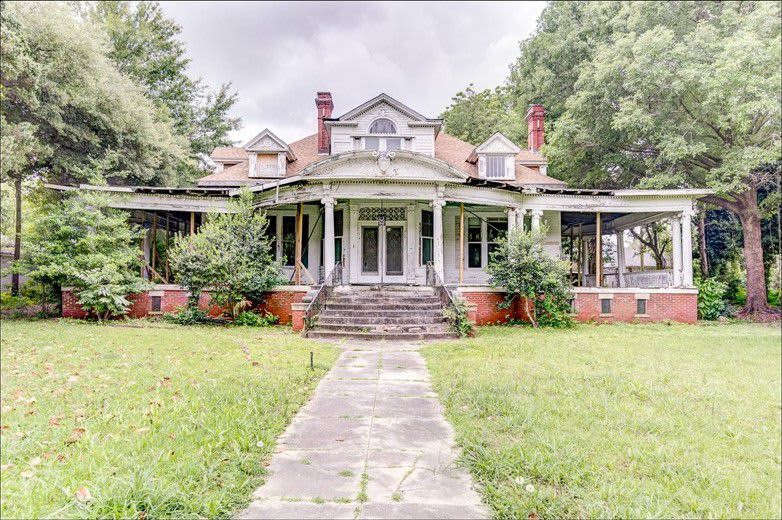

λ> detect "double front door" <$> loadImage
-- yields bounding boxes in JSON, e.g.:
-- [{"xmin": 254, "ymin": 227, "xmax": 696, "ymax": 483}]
[{"xmin": 360, "ymin": 224, "xmax": 405, "ymax": 283}]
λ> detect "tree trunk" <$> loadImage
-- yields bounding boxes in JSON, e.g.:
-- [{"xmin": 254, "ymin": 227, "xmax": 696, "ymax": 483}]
[
  {"xmin": 11, "ymin": 177, "xmax": 22, "ymax": 296},
  {"xmin": 735, "ymin": 191, "xmax": 768, "ymax": 314},
  {"xmin": 698, "ymin": 209, "xmax": 709, "ymax": 277}
]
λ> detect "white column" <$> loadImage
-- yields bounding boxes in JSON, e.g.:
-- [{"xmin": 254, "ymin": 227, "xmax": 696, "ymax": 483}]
[
  {"xmin": 531, "ymin": 209, "xmax": 543, "ymax": 231},
  {"xmin": 616, "ymin": 230, "xmax": 626, "ymax": 288},
  {"xmin": 583, "ymin": 237, "xmax": 591, "ymax": 285},
  {"xmin": 507, "ymin": 207, "xmax": 517, "ymax": 233},
  {"xmin": 681, "ymin": 210, "xmax": 694, "ymax": 287},
  {"xmin": 516, "ymin": 208, "xmax": 525, "ymax": 230},
  {"xmin": 671, "ymin": 216, "xmax": 682, "ymax": 286},
  {"xmin": 322, "ymin": 197, "xmax": 335, "ymax": 282},
  {"xmin": 432, "ymin": 198, "xmax": 445, "ymax": 282}
]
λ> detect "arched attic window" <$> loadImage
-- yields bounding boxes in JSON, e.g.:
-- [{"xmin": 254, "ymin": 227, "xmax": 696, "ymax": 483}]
[
  {"xmin": 363, "ymin": 118, "xmax": 402, "ymax": 151},
  {"xmin": 369, "ymin": 118, "xmax": 397, "ymax": 134}
]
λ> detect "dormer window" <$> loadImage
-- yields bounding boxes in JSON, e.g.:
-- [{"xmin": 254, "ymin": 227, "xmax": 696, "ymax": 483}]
[
  {"xmin": 469, "ymin": 132, "xmax": 522, "ymax": 182},
  {"xmin": 485, "ymin": 156, "xmax": 509, "ymax": 179},
  {"xmin": 369, "ymin": 118, "xmax": 397, "ymax": 134}
]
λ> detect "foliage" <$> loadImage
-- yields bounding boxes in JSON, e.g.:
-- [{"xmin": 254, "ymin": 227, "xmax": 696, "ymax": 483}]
[
  {"xmin": 487, "ymin": 228, "xmax": 573, "ymax": 328},
  {"xmin": 440, "ymin": 85, "xmax": 523, "ymax": 145},
  {"xmin": 442, "ymin": 297, "xmax": 475, "ymax": 337},
  {"xmin": 162, "ymin": 306, "xmax": 209, "ymax": 325},
  {"xmin": 0, "ymin": 320, "xmax": 339, "ymax": 519},
  {"xmin": 82, "ymin": 1, "xmax": 241, "ymax": 175},
  {"xmin": 423, "ymin": 323, "xmax": 782, "ymax": 519},
  {"xmin": 169, "ymin": 191, "xmax": 282, "ymax": 314},
  {"xmin": 233, "ymin": 310, "xmax": 280, "ymax": 327},
  {"xmin": 0, "ymin": 292, "xmax": 31, "ymax": 311},
  {"xmin": 695, "ymin": 278, "xmax": 728, "ymax": 320},
  {"xmin": 19, "ymin": 193, "xmax": 147, "ymax": 317},
  {"xmin": 0, "ymin": 1, "xmax": 190, "ymax": 187}
]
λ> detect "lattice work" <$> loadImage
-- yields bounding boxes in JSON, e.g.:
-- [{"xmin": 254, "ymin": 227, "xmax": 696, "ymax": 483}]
[{"xmin": 358, "ymin": 207, "xmax": 406, "ymax": 221}]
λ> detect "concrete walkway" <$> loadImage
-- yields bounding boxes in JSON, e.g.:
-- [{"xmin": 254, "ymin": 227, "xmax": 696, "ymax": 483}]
[{"xmin": 239, "ymin": 341, "xmax": 488, "ymax": 520}]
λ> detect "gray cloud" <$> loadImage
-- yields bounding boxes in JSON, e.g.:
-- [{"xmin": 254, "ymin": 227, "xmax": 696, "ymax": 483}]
[{"xmin": 160, "ymin": 1, "xmax": 545, "ymax": 144}]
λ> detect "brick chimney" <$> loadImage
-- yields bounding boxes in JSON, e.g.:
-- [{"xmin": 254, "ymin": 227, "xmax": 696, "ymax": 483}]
[
  {"xmin": 525, "ymin": 104, "xmax": 545, "ymax": 152},
  {"xmin": 316, "ymin": 92, "xmax": 334, "ymax": 154}
]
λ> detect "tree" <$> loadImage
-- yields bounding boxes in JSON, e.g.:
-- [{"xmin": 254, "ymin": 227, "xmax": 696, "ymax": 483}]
[
  {"xmin": 440, "ymin": 85, "xmax": 522, "ymax": 145},
  {"xmin": 1, "ymin": 2, "xmax": 190, "ymax": 293},
  {"xmin": 487, "ymin": 228, "xmax": 573, "ymax": 328},
  {"xmin": 83, "ymin": 1, "xmax": 242, "ymax": 174},
  {"xmin": 169, "ymin": 193, "xmax": 282, "ymax": 316},
  {"xmin": 442, "ymin": 1, "xmax": 782, "ymax": 315},
  {"xmin": 21, "ymin": 193, "xmax": 147, "ymax": 318},
  {"xmin": 629, "ymin": 223, "xmax": 671, "ymax": 270}
]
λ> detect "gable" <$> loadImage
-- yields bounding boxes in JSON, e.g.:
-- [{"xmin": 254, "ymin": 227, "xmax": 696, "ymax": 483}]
[
  {"xmin": 474, "ymin": 132, "xmax": 521, "ymax": 155},
  {"xmin": 244, "ymin": 129, "xmax": 296, "ymax": 160}
]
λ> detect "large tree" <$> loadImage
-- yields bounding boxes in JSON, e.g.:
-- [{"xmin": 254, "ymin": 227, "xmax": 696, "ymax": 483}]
[
  {"xmin": 442, "ymin": 1, "xmax": 781, "ymax": 315},
  {"xmin": 83, "ymin": 1, "xmax": 241, "ymax": 173},
  {"xmin": 0, "ymin": 2, "xmax": 190, "ymax": 294}
]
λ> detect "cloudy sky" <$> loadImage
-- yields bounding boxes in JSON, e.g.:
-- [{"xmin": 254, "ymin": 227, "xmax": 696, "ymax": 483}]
[{"xmin": 160, "ymin": 1, "xmax": 545, "ymax": 145}]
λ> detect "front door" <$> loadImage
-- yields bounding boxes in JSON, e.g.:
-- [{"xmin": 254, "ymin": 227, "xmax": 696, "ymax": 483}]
[{"xmin": 360, "ymin": 224, "xmax": 405, "ymax": 283}]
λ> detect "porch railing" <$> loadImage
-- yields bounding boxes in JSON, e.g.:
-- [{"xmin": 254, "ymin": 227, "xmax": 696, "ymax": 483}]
[
  {"xmin": 303, "ymin": 261, "xmax": 342, "ymax": 331},
  {"xmin": 425, "ymin": 262, "xmax": 458, "ymax": 309},
  {"xmin": 583, "ymin": 269, "xmax": 673, "ymax": 288}
]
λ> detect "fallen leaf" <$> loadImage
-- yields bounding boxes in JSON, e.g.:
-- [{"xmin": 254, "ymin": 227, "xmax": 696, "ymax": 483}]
[
  {"xmin": 21, "ymin": 470, "xmax": 34, "ymax": 479},
  {"xmin": 528, "ymin": 513, "xmax": 539, "ymax": 520},
  {"xmin": 135, "ymin": 427, "xmax": 150, "ymax": 434},
  {"xmin": 65, "ymin": 428, "xmax": 86, "ymax": 445},
  {"xmin": 29, "ymin": 457, "xmax": 41, "ymax": 467},
  {"xmin": 49, "ymin": 416, "xmax": 61, "ymax": 426},
  {"xmin": 75, "ymin": 486, "xmax": 91, "ymax": 502}
]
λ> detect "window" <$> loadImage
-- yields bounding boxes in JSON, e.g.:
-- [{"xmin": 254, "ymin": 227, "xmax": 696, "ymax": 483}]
[
  {"xmin": 636, "ymin": 298, "xmax": 648, "ymax": 315},
  {"xmin": 467, "ymin": 217, "xmax": 482, "ymax": 268},
  {"xmin": 385, "ymin": 138, "xmax": 402, "ymax": 151},
  {"xmin": 600, "ymin": 298, "xmax": 612, "ymax": 315},
  {"xmin": 486, "ymin": 218, "xmax": 507, "ymax": 259},
  {"xmin": 369, "ymin": 118, "xmax": 396, "ymax": 134},
  {"xmin": 282, "ymin": 215, "xmax": 309, "ymax": 268},
  {"xmin": 420, "ymin": 210, "xmax": 433, "ymax": 265},
  {"xmin": 364, "ymin": 136, "xmax": 380, "ymax": 151},
  {"xmin": 334, "ymin": 209, "xmax": 344, "ymax": 264},
  {"xmin": 264, "ymin": 215, "xmax": 277, "ymax": 251},
  {"xmin": 150, "ymin": 295, "xmax": 162, "ymax": 313},
  {"xmin": 362, "ymin": 136, "xmax": 401, "ymax": 152},
  {"xmin": 485, "ymin": 156, "xmax": 507, "ymax": 178}
]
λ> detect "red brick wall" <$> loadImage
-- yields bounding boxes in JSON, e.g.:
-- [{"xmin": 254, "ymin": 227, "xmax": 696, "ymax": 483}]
[
  {"xmin": 459, "ymin": 289, "xmax": 698, "ymax": 325},
  {"xmin": 62, "ymin": 286, "xmax": 307, "ymax": 324}
]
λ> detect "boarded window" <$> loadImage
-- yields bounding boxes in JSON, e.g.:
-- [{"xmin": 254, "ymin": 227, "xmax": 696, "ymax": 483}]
[
  {"xmin": 150, "ymin": 295, "xmax": 162, "ymax": 312},
  {"xmin": 600, "ymin": 298, "xmax": 612, "ymax": 315},
  {"xmin": 636, "ymin": 298, "xmax": 647, "ymax": 315}
]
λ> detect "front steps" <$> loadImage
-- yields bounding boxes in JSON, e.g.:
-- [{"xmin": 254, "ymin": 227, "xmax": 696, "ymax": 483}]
[{"xmin": 306, "ymin": 286, "xmax": 458, "ymax": 341}]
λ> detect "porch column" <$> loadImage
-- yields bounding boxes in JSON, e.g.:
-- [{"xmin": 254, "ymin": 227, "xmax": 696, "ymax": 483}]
[
  {"xmin": 681, "ymin": 210, "xmax": 694, "ymax": 287},
  {"xmin": 582, "ymin": 237, "xmax": 591, "ymax": 285},
  {"xmin": 671, "ymin": 215, "xmax": 682, "ymax": 286},
  {"xmin": 531, "ymin": 209, "xmax": 543, "ymax": 231},
  {"xmin": 322, "ymin": 197, "xmax": 335, "ymax": 282},
  {"xmin": 432, "ymin": 198, "xmax": 446, "ymax": 282},
  {"xmin": 507, "ymin": 207, "xmax": 517, "ymax": 233},
  {"xmin": 516, "ymin": 208, "xmax": 525, "ymax": 230},
  {"xmin": 595, "ymin": 212, "xmax": 602, "ymax": 288},
  {"xmin": 616, "ymin": 230, "xmax": 626, "ymax": 287}
]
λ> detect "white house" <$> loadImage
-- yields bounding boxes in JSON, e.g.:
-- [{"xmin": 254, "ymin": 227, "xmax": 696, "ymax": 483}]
[{"xmin": 57, "ymin": 92, "xmax": 705, "ymax": 330}]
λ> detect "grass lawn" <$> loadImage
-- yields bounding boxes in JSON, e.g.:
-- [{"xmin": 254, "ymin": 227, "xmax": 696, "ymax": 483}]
[
  {"xmin": 423, "ymin": 323, "xmax": 782, "ymax": 519},
  {"xmin": 0, "ymin": 319, "xmax": 339, "ymax": 519}
]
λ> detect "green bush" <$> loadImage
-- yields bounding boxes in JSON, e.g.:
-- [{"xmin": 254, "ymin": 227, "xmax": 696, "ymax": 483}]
[
  {"xmin": 163, "ymin": 306, "xmax": 209, "ymax": 325},
  {"xmin": 696, "ymin": 277, "xmax": 728, "ymax": 320},
  {"xmin": 442, "ymin": 297, "xmax": 475, "ymax": 337},
  {"xmin": 768, "ymin": 289, "xmax": 780, "ymax": 308},
  {"xmin": 233, "ymin": 310, "xmax": 279, "ymax": 327},
  {"xmin": 0, "ymin": 292, "xmax": 31, "ymax": 311}
]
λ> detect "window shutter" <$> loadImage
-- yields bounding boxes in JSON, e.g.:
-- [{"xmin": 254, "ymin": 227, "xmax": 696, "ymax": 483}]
[{"xmin": 478, "ymin": 156, "xmax": 486, "ymax": 177}]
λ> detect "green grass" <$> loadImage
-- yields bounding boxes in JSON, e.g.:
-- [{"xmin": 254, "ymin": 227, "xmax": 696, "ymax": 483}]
[
  {"xmin": 0, "ymin": 319, "xmax": 339, "ymax": 519},
  {"xmin": 422, "ymin": 323, "xmax": 782, "ymax": 519}
]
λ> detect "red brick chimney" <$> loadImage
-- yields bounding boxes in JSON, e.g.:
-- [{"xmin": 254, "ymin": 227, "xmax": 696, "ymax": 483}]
[
  {"xmin": 316, "ymin": 92, "xmax": 334, "ymax": 154},
  {"xmin": 525, "ymin": 104, "xmax": 545, "ymax": 152}
]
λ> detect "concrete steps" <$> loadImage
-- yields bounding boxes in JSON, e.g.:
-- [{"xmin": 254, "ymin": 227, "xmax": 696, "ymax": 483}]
[{"xmin": 306, "ymin": 286, "xmax": 457, "ymax": 341}]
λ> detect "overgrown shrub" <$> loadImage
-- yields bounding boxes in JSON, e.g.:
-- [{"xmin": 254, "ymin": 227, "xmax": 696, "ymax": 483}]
[
  {"xmin": 487, "ymin": 228, "xmax": 573, "ymax": 328},
  {"xmin": 233, "ymin": 310, "xmax": 279, "ymax": 327},
  {"xmin": 0, "ymin": 292, "xmax": 31, "ymax": 311},
  {"xmin": 169, "ymin": 191, "xmax": 282, "ymax": 314},
  {"xmin": 696, "ymin": 277, "xmax": 728, "ymax": 320},
  {"xmin": 442, "ymin": 297, "xmax": 475, "ymax": 337},
  {"xmin": 163, "ymin": 306, "xmax": 209, "ymax": 325}
]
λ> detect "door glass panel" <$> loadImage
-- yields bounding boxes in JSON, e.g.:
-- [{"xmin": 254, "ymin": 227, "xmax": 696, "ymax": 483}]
[
  {"xmin": 362, "ymin": 227, "xmax": 379, "ymax": 273},
  {"xmin": 385, "ymin": 226, "xmax": 403, "ymax": 276}
]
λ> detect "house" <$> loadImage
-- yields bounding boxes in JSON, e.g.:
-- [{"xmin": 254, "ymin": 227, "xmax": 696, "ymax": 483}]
[{"xmin": 57, "ymin": 92, "xmax": 706, "ymax": 330}]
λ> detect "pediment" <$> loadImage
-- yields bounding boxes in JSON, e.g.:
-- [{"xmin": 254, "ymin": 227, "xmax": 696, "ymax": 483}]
[
  {"xmin": 469, "ymin": 132, "xmax": 521, "ymax": 162},
  {"xmin": 243, "ymin": 129, "xmax": 296, "ymax": 160},
  {"xmin": 300, "ymin": 151, "xmax": 469, "ymax": 183},
  {"xmin": 336, "ymin": 93, "xmax": 432, "ymax": 123}
]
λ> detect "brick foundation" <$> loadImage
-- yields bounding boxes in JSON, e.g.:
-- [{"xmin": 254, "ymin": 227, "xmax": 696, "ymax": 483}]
[
  {"xmin": 62, "ymin": 285, "xmax": 309, "ymax": 325},
  {"xmin": 457, "ymin": 287, "xmax": 698, "ymax": 324}
]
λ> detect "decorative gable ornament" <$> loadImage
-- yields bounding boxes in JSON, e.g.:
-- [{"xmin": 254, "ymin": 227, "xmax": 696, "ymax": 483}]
[{"xmin": 373, "ymin": 150, "xmax": 396, "ymax": 175}]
